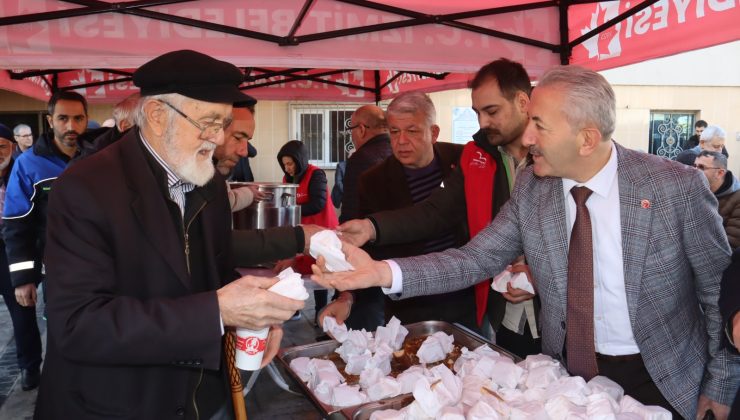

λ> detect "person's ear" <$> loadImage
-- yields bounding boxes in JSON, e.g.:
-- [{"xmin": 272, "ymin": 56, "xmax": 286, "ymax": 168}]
[
  {"xmin": 430, "ymin": 125, "xmax": 440, "ymax": 143},
  {"xmin": 143, "ymin": 100, "xmax": 167, "ymax": 138},
  {"xmin": 578, "ymin": 126, "xmax": 603, "ymax": 156},
  {"xmin": 46, "ymin": 114, "xmax": 53, "ymax": 129}
]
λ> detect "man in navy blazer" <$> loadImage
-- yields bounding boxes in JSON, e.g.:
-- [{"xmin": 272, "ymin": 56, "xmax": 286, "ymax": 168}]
[{"xmin": 315, "ymin": 66, "xmax": 738, "ymax": 418}]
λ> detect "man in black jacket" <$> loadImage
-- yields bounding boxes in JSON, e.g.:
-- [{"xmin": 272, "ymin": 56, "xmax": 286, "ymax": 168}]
[{"xmin": 339, "ymin": 105, "xmax": 392, "ymax": 223}]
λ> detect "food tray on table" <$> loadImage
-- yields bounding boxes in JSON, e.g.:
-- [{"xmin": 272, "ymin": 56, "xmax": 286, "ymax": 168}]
[{"xmin": 275, "ymin": 320, "xmax": 520, "ymax": 419}]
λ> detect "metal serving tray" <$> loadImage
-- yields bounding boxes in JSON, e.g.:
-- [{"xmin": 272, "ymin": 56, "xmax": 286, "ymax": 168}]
[{"xmin": 276, "ymin": 320, "xmax": 519, "ymax": 419}]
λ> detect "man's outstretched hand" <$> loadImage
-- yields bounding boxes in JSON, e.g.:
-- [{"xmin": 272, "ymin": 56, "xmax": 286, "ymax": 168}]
[{"xmin": 310, "ymin": 241, "xmax": 392, "ymax": 291}]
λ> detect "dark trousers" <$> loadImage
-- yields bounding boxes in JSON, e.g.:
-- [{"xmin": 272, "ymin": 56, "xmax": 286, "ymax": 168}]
[
  {"xmin": 0, "ymin": 264, "xmax": 42, "ymax": 372},
  {"xmin": 495, "ymin": 323, "xmax": 542, "ymax": 359},
  {"xmin": 344, "ymin": 287, "xmax": 385, "ymax": 332},
  {"xmin": 596, "ymin": 354, "xmax": 683, "ymax": 418}
]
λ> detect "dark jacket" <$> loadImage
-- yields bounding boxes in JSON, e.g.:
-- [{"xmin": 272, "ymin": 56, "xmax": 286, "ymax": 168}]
[
  {"xmin": 74, "ymin": 126, "xmax": 129, "ymax": 163},
  {"xmin": 2, "ymin": 132, "xmax": 71, "ymax": 288},
  {"xmin": 0, "ymin": 157, "xmax": 14, "ymax": 296},
  {"xmin": 719, "ymin": 248, "xmax": 740, "ymax": 417},
  {"xmin": 368, "ymin": 130, "xmax": 518, "ymax": 330},
  {"xmin": 277, "ymin": 140, "xmax": 327, "ymax": 217},
  {"xmin": 36, "ymin": 130, "xmax": 233, "ymax": 420},
  {"xmin": 340, "ymin": 133, "xmax": 392, "ymax": 223},
  {"xmin": 715, "ymin": 171, "xmax": 740, "ymax": 249},
  {"xmin": 358, "ymin": 142, "xmax": 477, "ymax": 329}
]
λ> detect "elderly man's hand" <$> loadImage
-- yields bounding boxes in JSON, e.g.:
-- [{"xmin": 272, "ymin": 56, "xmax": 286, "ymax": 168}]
[
  {"xmin": 336, "ymin": 219, "xmax": 376, "ymax": 247},
  {"xmin": 301, "ymin": 224, "xmax": 325, "ymax": 254},
  {"xmin": 247, "ymin": 185, "xmax": 273, "ymax": 202},
  {"xmin": 311, "ymin": 241, "xmax": 391, "ymax": 291},
  {"xmin": 15, "ymin": 284, "xmax": 37, "ymax": 307},
  {"xmin": 317, "ymin": 292, "xmax": 353, "ymax": 328},
  {"xmin": 260, "ymin": 326, "xmax": 284, "ymax": 368},
  {"xmin": 217, "ymin": 275, "xmax": 305, "ymax": 330}
]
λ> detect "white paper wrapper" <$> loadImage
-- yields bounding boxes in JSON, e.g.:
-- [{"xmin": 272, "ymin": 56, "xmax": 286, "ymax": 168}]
[
  {"xmin": 545, "ymin": 375, "xmax": 591, "ymax": 406},
  {"xmin": 396, "ymin": 365, "xmax": 427, "ymax": 395},
  {"xmin": 436, "ymin": 405, "xmax": 465, "ymax": 420},
  {"xmin": 368, "ymin": 342, "xmax": 393, "ymax": 376},
  {"xmin": 309, "ymin": 230, "xmax": 355, "ymax": 272},
  {"xmin": 544, "ymin": 394, "xmax": 587, "ymax": 420},
  {"xmin": 345, "ymin": 349, "xmax": 372, "ymax": 375},
  {"xmin": 427, "ymin": 364, "xmax": 463, "ymax": 407},
  {"xmin": 374, "ymin": 316, "xmax": 409, "ymax": 351},
  {"xmin": 509, "ymin": 401, "xmax": 549, "ymax": 420},
  {"xmin": 404, "ymin": 400, "xmax": 435, "ymax": 420},
  {"xmin": 288, "ymin": 356, "xmax": 312, "ymax": 382},
  {"xmin": 412, "ymin": 377, "xmax": 444, "ymax": 418},
  {"xmin": 489, "ymin": 356, "xmax": 524, "ymax": 390},
  {"xmin": 417, "ymin": 331, "xmax": 455, "ymax": 364},
  {"xmin": 619, "ymin": 395, "xmax": 672, "ymax": 420},
  {"xmin": 360, "ymin": 366, "xmax": 386, "ymax": 390},
  {"xmin": 468, "ymin": 394, "xmax": 511, "ymax": 419},
  {"xmin": 369, "ymin": 409, "xmax": 404, "ymax": 420},
  {"xmin": 330, "ymin": 384, "xmax": 368, "ymax": 407},
  {"xmin": 523, "ymin": 364, "xmax": 563, "ymax": 389},
  {"xmin": 586, "ymin": 392, "xmax": 620, "ymax": 419},
  {"xmin": 337, "ymin": 329, "xmax": 373, "ymax": 363},
  {"xmin": 307, "ymin": 358, "xmax": 345, "ymax": 401},
  {"xmin": 519, "ymin": 353, "xmax": 560, "ymax": 370},
  {"xmin": 269, "ymin": 267, "xmax": 310, "ymax": 300},
  {"xmin": 460, "ymin": 375, "xmax": 489, "ymax": 407},
  {"xmin": 491, "ymin": 269, "xmax": 535, "ymax": 294},
  {"xmin": 367, "ymin": 376, "xmax": 402, "ymax": 401},
  {"xmin": 322, "ymin": 316, "xmax": 349, "ymax": 343},
  {"xmin": 588, "ymin": 375, "xmax": 625, "ymax": 404}
]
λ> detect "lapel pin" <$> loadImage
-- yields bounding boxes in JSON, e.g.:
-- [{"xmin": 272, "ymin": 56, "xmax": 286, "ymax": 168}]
[{"xmin": 641, "ymin": 199, "xmax": 651, "ymax": 209}]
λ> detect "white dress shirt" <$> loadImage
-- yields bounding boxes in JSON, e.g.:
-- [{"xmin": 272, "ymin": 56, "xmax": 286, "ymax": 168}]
[{"xmin": 562, "ymin": 143, "xmax": 639, "ymax": 355}]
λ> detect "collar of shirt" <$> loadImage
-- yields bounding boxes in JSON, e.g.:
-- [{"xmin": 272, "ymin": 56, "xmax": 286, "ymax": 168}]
[
  {"xmin": 138, "ymin": 132, "xmax": 195, "ymax": 193},
  {"xmin": 562, "ymin": 142, "xmax": 618, "ymax": 198}
]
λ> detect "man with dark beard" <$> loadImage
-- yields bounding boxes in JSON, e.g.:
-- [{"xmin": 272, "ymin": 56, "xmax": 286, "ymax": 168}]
[
  {"xmin": 2, "ymin": 91, "xmax": 88, "ymax": 390},
  {"xmin": 339, "ymin": 58, "xmax": 541, "ymax": 358}
]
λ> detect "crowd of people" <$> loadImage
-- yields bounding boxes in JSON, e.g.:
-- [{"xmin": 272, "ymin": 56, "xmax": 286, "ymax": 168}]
[{"xmin": 0, "ymin": 48, "xmax": 737, "ymax": 419}]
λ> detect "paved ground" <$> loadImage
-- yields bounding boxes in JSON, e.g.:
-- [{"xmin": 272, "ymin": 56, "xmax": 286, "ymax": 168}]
[{"xmin": 0, "ymin": 291, "xmax": 329, "ymax": 419}]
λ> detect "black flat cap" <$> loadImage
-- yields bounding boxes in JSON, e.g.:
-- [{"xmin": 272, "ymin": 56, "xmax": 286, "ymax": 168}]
[{"xmin": 133, "ymin": 50, "xmax": 255, "ymax": 105}]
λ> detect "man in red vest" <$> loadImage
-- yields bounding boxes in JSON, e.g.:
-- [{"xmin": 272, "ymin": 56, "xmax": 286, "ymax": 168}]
[{"xmin": 339, "ymin": 59, "xmax": 540, "ymax": 358}]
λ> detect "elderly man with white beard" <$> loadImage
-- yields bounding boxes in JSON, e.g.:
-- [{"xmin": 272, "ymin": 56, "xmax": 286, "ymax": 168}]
[{"xmin": 34, "ymin": 50, "xmax": 306, "ymax": 420}]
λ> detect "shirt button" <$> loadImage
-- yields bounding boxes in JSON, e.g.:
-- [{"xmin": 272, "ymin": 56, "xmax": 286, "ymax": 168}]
[
  {"xmin": 175, "ymin": 406, "xmax": 185, "ymax": 416},
  {"xmin": 561, "ymin": 321, "xmax": 566, "ymax": 330}
]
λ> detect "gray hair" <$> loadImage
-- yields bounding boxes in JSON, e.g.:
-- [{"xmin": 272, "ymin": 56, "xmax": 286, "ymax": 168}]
[
  {"xmin": 13, "ymin": 124, "xmax": 31, "ymax": 135},
  {"xmin": 698, "ymin": 150, "xmax": 728, "ymax": 169},
  {"xmin": 699, "ymin": 125, "xmax": 726, "ymax": 142},
  {"xmin": 386, "ymin": 91, "xmax": 436, "ymax": 127},
  {"xmin": 113, "ymin": 93, "xmax": 140, "ymax": 126},
  {"xmin": 133, "ymin": 93, "xmax": 187, "ymax": 129},
  {"xmin": 537, "ymin": 66, "xmax": 616, "ymax": 140}
]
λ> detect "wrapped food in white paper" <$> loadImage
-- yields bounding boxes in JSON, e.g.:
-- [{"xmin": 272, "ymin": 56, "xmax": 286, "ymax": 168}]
[
  {"xmin": 436, "ymin": 405, "xmax": 466, "ymax": 420},
  {"xmin": 615, "ymin": 413, "xmax": 642, "ymax": 420},
  {"xmin": 322, "ymin": 316, "xmax": 349, "ymax": 343},
  {"xmin": 471, "ymin": 355, "xmax": 498, "ymax": 379},
  {"xmin": 586, "ymin": 392, "xmax": 620, "ymax": 419},
  {"xmin": 460, "ymin": 375, "xmax": 489, "ymax": 407},
  {"xmin": 309, "ymin": 230, "xmax": 355, "ymax": 272},
  {"xmin": 367, "ymin": 342, "xmax": 393, "ymax": 376},
  {"xmin": 412, "ymin": 377, "xmax": 444, "ymax": 418},
  {"xmin": 369, "ymin": 409, "xmax": 405, "ymax": 420},
  {"xmin": 404, "ymin": 400, "xmax": 435, "ymax": 420},
  {"xmin": 509, "ymin": 401, "xmax": 549, "ymax": 420},
  {"xmin": 330, "ymin": 384, "xmax": 368, "ymax": 407},
  {"xmin": 489, "ymin": 356, "xmax": 524, "ymax": 389},
  {"xmin": 523, "ymin": 364, "xmax": 563, "ymax": 389},
  {"xmin": 307, "ymin": 358, "xmax": 344, "ymax": 391},
  {"xmin": 588, "ymin": 375, "xmax": 624, "ymax": 404},
  {"xmin": 288, "ymin": 356, "xmax": 311, "ymax": 382},
  {"xmin": 619, "ymin": 395, "xmax": 672, "ymax": 420},
  {"xmin": 417, "ymin": 331, "xmax": 454, "ymax": 364},
  {"xmin": 545, "ymin": 375, "xmax": 591, "ymax": 406},
  {"xmin": 336, "ymin": 329, "xmax": 373, "ymax": 363},
  {"xmin": 452, "ymin": 347, "xmax": 476, "ymax": 374},
  {"xmin": 360, "ymin": 366, "xmax": 386, "ymax": 390},
  {"xmin": 345, "ymin": 349, "xmax": 372, "ymax": 375},
  {"xmin": 491, "ymin": 269, "xmax": 535, "ymax": 294},
  {"xmin": 523, "ymin": 387, "xmax": 547, "ymax": 402},
  {"xmin": 519, "ymin": 353, "xmax": 560, "ymax": 370},
  {"xmin": 374, "ymin": 316, "xmax": 408, "ymax": 351},
  {"xmin": 544, "ymin": 394, "xmax": 587, "ymax": 420},
  {"xmin": 467, "ymin": 394, "xmax": 511, "ymax": 420},
  {"xmin": 473, "ymin": 344, "xmax": 501, "ymax": 358},
  {"xmin": 367, "ymin": 376, "xmax": 402, "ymax": 401},
  {"xmin": 497, "ymin": 387, "xmax": 524, "ymax": 403},
  {"xmin": 427, "ymin": 364, "xmax": 463, "ymax": 407},
  {"xmin": 269, "ymin": 267, "xmax": 310, "ymax": 300},
  {"xmin": 396, "ymin": 365, "xmax": 427, "ymax": 394}
]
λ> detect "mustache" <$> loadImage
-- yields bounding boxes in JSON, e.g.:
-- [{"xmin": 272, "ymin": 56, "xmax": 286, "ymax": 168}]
[
  {"xmin": 529, "ymin": 146, "xmax": 542, "ymax": 156},
  {"xmin": 63, "ymin": 131, "xmax": 80, "ymax": 137},
  {"xmin": 484, "ymin": 127, "xmax": 501, "ymax": 137},
  {"xmin": 200, "ymin": 142, "xmax": 217, "ymax": 152}
]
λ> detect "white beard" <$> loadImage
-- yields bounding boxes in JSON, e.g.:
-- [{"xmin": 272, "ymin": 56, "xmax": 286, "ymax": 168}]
[{"xmin": 162, "ymin": 124, "xmax": 216, "ymax": 187}]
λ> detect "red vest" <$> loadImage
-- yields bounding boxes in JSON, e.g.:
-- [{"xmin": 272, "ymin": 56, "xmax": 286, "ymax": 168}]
[
  {"xmin": 288, "ymin": 164, "xmax": 338, "ymax": 274},
  {"xmin": 460, "ymin": 142, "xmax": 497, "ymax": 326}
]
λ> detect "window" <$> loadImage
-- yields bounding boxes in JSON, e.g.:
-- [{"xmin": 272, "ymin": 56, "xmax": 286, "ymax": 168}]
[
  {"xmin": 290, "ymin": 104, "xmax": 362, "ymax": 168},
  {"xmin": 648, "ymin": 111, "xmax": 696, "ymax": 160}
]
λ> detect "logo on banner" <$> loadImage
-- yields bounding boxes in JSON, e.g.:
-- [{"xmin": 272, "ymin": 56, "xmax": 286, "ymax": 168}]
[
  {"xmin": 236, "ymin": 335, "xmax": 266, "ymax": 356},
  {"xmin": 580, "ymin": 3, "xmax": 622, "ymax": 60}
]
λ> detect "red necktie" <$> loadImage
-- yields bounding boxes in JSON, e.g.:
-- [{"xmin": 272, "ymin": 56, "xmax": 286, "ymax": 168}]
[{"xmin": 566, "ymin": 186, "xmax": 599, "ymax": 380}]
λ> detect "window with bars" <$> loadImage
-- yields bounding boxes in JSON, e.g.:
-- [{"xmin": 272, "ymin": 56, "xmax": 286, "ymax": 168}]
[
  {"xmin": 648, "ymin": 111, "xmax": 696, "ymax": 160},
  {"xmin": 289, "ymin": 104, "xmax": 364, "ymax": 168}
]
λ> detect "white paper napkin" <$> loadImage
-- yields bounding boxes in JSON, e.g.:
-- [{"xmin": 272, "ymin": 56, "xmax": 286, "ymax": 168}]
[
  {"xmin": 309, "ymin": 230, "xmax": 355, "ymax": 272},
  {"xmin": 269, "ymin": 267, "xmax": 310, "ymax": 300},
  {"xmin": 322, "ymin": 316, "xmax": 349, "ymax": 343},
  {"xmin": 491, "ymin": 269, "xmax": 535, "ymax": 294}
]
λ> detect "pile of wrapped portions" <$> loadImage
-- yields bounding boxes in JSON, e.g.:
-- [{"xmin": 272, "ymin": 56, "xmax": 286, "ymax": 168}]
[{"xmin": 288, "ymin": 316, "xmax": 671, "ymax": 420}]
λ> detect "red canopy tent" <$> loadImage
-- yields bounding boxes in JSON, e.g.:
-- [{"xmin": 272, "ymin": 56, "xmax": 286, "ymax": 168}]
[{"xmin": 0, "ymin": 0, "xmax": 738, "ymax": 104}]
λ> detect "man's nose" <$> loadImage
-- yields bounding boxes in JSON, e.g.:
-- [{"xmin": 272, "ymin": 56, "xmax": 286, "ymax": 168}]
[
  {"xmin": 237, "ymin": 141, "xmax": 248, "ymax": 157},
  {"xmin": 522, "ymin": 123, "xmax": 536, "ymax": 147}
]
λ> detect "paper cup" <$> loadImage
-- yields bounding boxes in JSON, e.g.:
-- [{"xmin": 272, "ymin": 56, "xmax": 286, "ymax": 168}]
[{"xmin": 235, "ymin": 327, "xmax": 269, "ymax": 371}]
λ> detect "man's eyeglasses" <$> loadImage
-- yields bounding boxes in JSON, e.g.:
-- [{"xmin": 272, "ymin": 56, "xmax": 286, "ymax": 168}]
[
  {"xmin": 694, "ymin": 163, "xmax": 722, "ymax": 170},
  {"xmin": 159, "ymin": 100, "xmax": 231, "ymax": 138},
  {"xmin": 16, "ymin": 134, "xmax": 32, "ymax": 138},
  {"xmin": 344, "ymin": 121, "xmax": 367, "ymax": 133}
]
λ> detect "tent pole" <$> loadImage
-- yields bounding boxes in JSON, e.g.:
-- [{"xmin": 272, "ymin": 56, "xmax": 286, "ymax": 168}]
[
  {"xmin": 559, "ymin": 0, "xmax": 571, "ymax": 65},
  {"xmin": 374, "ymin": 71, "xmax": 381, "ymax": 104}
]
